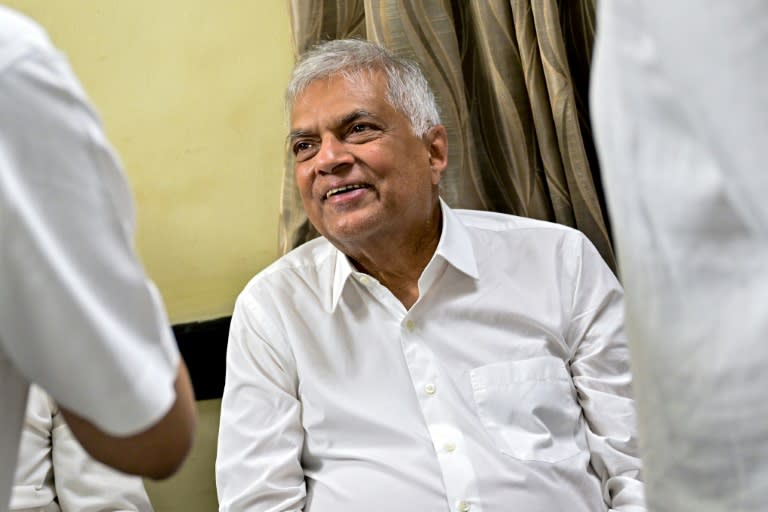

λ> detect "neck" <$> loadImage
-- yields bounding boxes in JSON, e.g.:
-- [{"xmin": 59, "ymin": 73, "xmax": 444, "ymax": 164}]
[{"xmin": 343, "ymin": 205, "xmax": 442, "ymax": 310}]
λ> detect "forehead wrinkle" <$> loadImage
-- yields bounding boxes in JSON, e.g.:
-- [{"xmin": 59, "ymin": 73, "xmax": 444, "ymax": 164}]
[{"xmin": 293, "ymin": 69, "xmax": 390, "ymax": 122}]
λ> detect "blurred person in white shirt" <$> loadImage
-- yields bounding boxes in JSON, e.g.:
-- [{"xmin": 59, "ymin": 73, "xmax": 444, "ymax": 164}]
[
  {"xmin": 11, "ymin": 385, "xmax": 154, "ymax": 512},
  {"xmin": 591, "ymin": 1, "xmax": 768, "ymax": 511},
  {"xmin": 0, "ymin": 7, "xmax": 196, "ymax": 511}
]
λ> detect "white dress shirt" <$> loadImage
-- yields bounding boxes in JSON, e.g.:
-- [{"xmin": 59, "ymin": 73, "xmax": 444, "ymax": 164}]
[
  {"xmin": 0, "ymin": 8, "xmax": 179, "ymax": 510},
  {"xmin": 591, "ymin": 1, "xmax": 768, "ymax": 511},
  {"xmin": 11, "ymin": 386, "xmax": 154, "ymax": 512},
  {"xmin": 217, "ymin": 200, "xmax": 645, "ymax": 511}
]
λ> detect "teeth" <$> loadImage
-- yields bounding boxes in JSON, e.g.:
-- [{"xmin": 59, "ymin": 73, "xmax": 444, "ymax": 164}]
[{"xmin": 326, "ymin": 184, "xmax": 366, "ymax": 199}]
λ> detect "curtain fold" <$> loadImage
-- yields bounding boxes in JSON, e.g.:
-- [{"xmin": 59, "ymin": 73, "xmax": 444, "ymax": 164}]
[{"xmin": 281, "ymin": 0, "xmax": 614, "ymax": 269}]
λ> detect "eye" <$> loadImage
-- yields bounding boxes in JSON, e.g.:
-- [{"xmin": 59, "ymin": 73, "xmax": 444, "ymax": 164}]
[
  {"xmin": 350, "ymin": 123, "xmax": 371, "ymax": 133},
  {"xmin": 347, "ymin": 122, "xmax": 380, "ymax": 140},
  {"xmin": 292, "ymin": 140, "xmax": 314, "ymax": 157}
]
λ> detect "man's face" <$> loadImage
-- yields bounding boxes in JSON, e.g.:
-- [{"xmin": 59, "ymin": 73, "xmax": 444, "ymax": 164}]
[{"xmin": 289, "ymin": 71, "xmax": 447, "ymax": 251}]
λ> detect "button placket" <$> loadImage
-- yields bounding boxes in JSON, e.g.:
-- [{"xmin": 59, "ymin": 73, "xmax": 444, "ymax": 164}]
[{"xmin": 400, "ymin": 315, "xmax": 481, "ymax": 511}]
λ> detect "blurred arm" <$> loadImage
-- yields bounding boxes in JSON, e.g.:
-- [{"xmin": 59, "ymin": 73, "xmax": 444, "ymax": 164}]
[{"xmin": 61, "ymin": 361, "xmax": 196, "ymax": 481}]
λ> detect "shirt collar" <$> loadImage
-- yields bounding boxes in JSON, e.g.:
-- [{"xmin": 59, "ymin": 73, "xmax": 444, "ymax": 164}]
[
  {"xmin": 434, "ymin": 198, "xmax": 479, "ymax": 280},
  {"xmin": 328, "ymin": 198, "xmax": 479, "ymax": 312},
  {"xmin": 330, "ymin": 246, "xmax": 356, "ymax": 312}
]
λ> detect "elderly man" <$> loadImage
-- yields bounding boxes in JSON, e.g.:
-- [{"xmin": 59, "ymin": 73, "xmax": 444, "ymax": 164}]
[{"xmin": 216, "ymin": 39, "xmax": 645, "ymax": 512}]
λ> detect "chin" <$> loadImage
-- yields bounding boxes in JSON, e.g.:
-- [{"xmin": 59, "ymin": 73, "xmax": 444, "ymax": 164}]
[
  {"xmin": 323, "ymin": 222, "xmax": 378, "ymax": 247},
  {"xmin": 322, "ymin": 211, "xmax": 381, "ymax": 240}
]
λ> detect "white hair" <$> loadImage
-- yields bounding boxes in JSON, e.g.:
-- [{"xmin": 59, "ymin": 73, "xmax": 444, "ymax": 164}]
[{"xmin": 286, "ymin": 39, "xmax": 441, "ymax": 137}]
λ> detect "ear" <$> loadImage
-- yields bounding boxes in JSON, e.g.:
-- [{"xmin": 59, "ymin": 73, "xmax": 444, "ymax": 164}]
[{"xmin": 425, "ymin": 124, "xmax": 448, "ymax": 186}]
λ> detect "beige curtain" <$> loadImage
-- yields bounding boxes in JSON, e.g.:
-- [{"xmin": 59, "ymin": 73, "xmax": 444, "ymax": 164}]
[{"xmin": 280, "ymin": 0, "xmax": 615, "ymax": 269}]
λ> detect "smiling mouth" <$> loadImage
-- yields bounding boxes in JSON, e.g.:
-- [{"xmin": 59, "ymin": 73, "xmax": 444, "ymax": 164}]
[{"xmin": 325, "ymin": 184, "xmax": 370, "ymax": 200}]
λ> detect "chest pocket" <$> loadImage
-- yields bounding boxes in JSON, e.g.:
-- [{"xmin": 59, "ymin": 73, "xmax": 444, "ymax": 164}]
[{"xmin": 470, "ymin": 356, "xmax": 585, "ymax": 463}]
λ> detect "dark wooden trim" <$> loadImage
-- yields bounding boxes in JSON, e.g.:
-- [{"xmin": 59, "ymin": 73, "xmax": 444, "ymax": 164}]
[{"xmin": 173, "ymin": 316, "xmax": 230, "ymax": 400}]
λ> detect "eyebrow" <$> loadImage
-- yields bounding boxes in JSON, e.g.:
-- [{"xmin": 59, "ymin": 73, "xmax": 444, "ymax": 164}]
[{"xmin": 287, "ymin": 110, "xmax": 377, "ymax": 144}]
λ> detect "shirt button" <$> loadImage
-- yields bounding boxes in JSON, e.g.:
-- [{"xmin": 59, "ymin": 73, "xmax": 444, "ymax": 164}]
[
  {"xmin": 359, "ymin": 276, "xmax": 370, "ymax": 285},
  {"xmin": 457, "ymin": 500, "xmax": 471, "ymax": 512},
  {"xmin": 424, "ymin": 383, "xmax": 436, "ymax": 395},
  {"xmin": 443, "ymin": 441, "xmax": 457, "ymax": 452},
  {"xmin": 405, "ymin": 319, "xmax": 415, "ymax": 332}
]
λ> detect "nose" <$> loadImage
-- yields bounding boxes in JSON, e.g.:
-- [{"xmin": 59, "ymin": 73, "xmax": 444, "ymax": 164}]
[{"xmin": 314, "ymin": 134, "xmax": 353, "ymax": 175}]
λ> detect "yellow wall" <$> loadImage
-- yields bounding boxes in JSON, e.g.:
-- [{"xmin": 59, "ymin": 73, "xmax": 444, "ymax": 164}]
[{"xmin": 5, "ymin": 1, "xmax": 294, "ymax": 323}]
